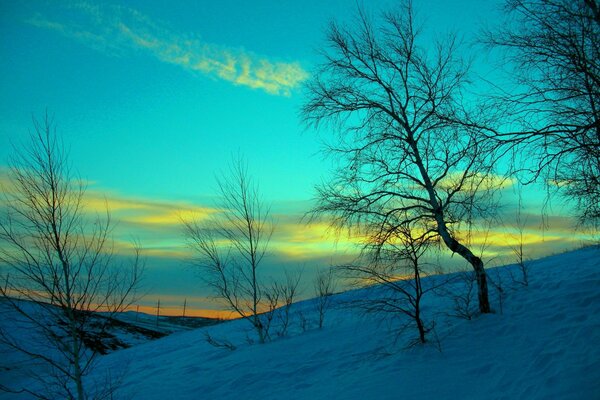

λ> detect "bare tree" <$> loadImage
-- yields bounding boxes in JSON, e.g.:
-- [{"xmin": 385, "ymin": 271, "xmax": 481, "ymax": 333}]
[
  {"xmin": 508, "ymin": 194, "xmax": 529, "ymax": 286},
  {"xmin": 0, "ymin": 116, "xmax": 143, "ymax": 400},
  {"xmin": 259, "ymin": 272, "xmax": 301, "ymax": 340},
  {"xmin": 273, "ymin": 271, "xmax": 302, "ymax": 338},
  {"xmin": 183, "ymin": 158, "xmax": 274, "ymax": 343},
  {"xmin": 341, "ymin": 222, "xmax": 443, "ymax": 345},
  {"xmin": 442, "ymin": 270, "xmax": 478, "ymax": 320},
  {"xmin": 303, "ymin": 2, "xmax": 501, "ymax": 313},
  {"xmin": 485, "ymin": 0, "xmax": 600, "ymax": 226},
  {"xmin": 314, "ymin": 267, "xmax": 336, "ymax": 329}
]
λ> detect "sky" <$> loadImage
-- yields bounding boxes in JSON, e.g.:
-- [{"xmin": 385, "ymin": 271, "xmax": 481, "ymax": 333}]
[{"xmin": 0, "ymin": 0, "xmax": 593, "ymax": 317}]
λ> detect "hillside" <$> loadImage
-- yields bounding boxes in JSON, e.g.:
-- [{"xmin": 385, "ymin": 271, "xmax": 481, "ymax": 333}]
[
  {"xmin": 2, "ymin": 247, "xmax": 600, "ymax": 399},
  {"xmin": 0, "ymin": 302, "xmax": 219, "ymax": 396}
]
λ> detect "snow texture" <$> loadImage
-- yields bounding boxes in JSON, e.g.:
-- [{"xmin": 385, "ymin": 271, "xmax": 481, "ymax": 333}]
[{"xmin": 2, "ymin": 247, "xmax": 599, "ymax": 399}]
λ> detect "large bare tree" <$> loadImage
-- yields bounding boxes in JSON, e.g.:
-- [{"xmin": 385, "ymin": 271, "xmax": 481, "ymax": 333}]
[
  {"xmin": 0, "ymin": 116, "xmax": 143, "ymax": 400},
  {"xmin": 485, "ymin": 0, "xmax": 600, "ymax": 225},
  {"xmin": 183, "ymin": 158, "xmax": 274, "ymax": 343},
  {"xmin": 303, "ymin": 3, "xmax": 500, "ymax": 313}
]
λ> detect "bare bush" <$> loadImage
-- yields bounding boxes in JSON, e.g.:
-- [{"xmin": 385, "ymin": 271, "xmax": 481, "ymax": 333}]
[
  {"xmin": 509, "ymin": 199, "xmax": 529, "ymax": 286},
  {"xmin": 204, "ymin": 331, "xmax": 236, "ymax": 351},
  {"xmin": 441, "ymin": 270, "xmax": 478, "ymax": 320},
  {"xmin": 488, "ymin": 268, "xmax": 507, "ymax": 315},
  {"xmin": 274, "ymin": 271, "xmax": 302, "ymax": 338}
]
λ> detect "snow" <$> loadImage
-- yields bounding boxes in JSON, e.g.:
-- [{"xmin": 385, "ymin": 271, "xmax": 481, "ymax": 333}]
[{"xmin": 2, "ymin": 246, "xmax": 600, "ymax": 399}]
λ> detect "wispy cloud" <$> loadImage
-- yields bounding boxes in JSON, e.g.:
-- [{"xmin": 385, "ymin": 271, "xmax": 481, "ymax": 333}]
[
  {"xmin": 26, "ymin": 1, "xmax": 308, "ymax": 95},
  {"xmin": 81, "ymin": 189, "xmax": 220, "ymax": 258}
]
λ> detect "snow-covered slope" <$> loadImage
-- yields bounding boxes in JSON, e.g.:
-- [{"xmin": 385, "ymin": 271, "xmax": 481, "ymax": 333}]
[
  {"xmin": 0, "ymin": 302, "xmax": 218, "ymax": 397},
  {"xmin": 4, "ymin": 247, "xmax": 600, "ymax": 399}
]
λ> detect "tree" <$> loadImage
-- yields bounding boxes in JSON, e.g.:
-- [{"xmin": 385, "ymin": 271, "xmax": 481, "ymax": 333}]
[
  {"xmin": 314, "ymin": 266, "xmax": 336, "ymax": 329},
  {"xmin": 183, "ymin": 158, "xmax": 274, "ymax": 343},
  {"xmin": 509, "ymin": 192, "xmax": 529, "ymax": 286},
  {"xmin": 341, "ymin": 221, "xmax": 443, "ymax": 345},
  {"xmin": 442, "ymin": 269, "xmax": 479, "ymax": 320},
  {"xmin": 485, "ymin": 0, "xmax": 600, "ymax": 225},
  {"xmin": 0, "ymin": 116, "xmax": 143, "ymax": 400},
  {"xmin": 303, "ymin": 2, "xmax": 500, "ymax": 313},
  {"xmin": 272, "ymin": 270, "xmax": 302, "ymax": 338}
]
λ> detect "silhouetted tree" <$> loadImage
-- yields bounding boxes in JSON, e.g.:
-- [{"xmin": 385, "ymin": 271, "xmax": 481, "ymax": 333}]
[
  {"xmin": 341, "ymin": 221, "xmax": 443, "ymax": 345},
  {"xmin": 183, "ymin": 158, "xmax": 274, "ymax": 343},
  {"xmin": 314, "ymin": 267, "xmax": 336, "ymax": 329},
  {"xmin": 485, "ymin": 0, "xmax": 600, "ymax": 225},
  {"xmin": 441, "ymin": 269, "xmax": 478, "ymax": 320},
  {"xmin": 0, "ymin": 116, "xmax": 143, "ymax": 400},
  {"xmin": 303, "ymin": 2, "xmax": 501, "ymax": 313},
  {"xmin": 272, "ymin": 271, "xmax": 302, "ymax": 338},
  {"xmin": 509, "ymin": 193, "xmax": 529, "ymax": 286}
]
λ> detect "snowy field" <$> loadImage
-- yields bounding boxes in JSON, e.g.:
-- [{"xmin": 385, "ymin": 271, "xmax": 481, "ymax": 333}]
[{"xmin": 2, "ymin": 246, "xmax": 599, "ymax": 399}]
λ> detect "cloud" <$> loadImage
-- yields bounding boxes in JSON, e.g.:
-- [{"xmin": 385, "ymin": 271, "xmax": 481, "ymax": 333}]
[
  {"xmin": 26, "ymin": 1, "xmax": 308, "ymax": 96},
  {"xmin": 270, "ymin": 217, "xmax": 362, "ymax": 261},
  {"xmin": 2, "ymin": 163, "xmax": 590, "ymax": 267},
  {"xmin": 437, "ymin": 171, "xmax": 515, "ymax": 192},
  {"xmin": 2, "ymin": 165, "xmax": 596, "ymax": 316},
  {"xmin": 80, "ymin": 189, "xmax": 221, "ymax": 258},
  {"xmin": 0, "ymin": 167, "xmax": 214, "ymax": 258}
]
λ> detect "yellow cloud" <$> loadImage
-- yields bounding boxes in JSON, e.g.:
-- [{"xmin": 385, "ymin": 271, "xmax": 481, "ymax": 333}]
[
  {"xmin": 269, "ymin": 218, "xmax": 363, "ymax": 260},
  {"xmin": 80, "ymin": 187, "xmax": 218, "ymax": 224},
  {"xmin": 27, "ymin": 2, "xmax": 308, "ymax": 96},
  {"xmin": 0, "ymin": 169, "xmax": 217, "ymax": 258},
  {"xmin": 438, "ymin": 171, "xmax": 515, "ymax": 191},
  {"xmin": 465, "ymin": 230, "xmax": 563, "ymax": 248},
  {"xmin": 271, "ymin": 211, "xmax": 595, "ymax": 265},
  {"xmin": 84, "ymin": 196, "xmax": 149, "ymax": 213},
  {"xmin": 124, "ymin": 208, "xmax": 216, "ymax": 226},
  {"xmin": 2, "ymin": 166, "xmax": 592, "ymax": 272}
]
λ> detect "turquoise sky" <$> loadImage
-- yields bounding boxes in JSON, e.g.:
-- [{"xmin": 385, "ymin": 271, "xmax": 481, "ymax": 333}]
[
  {"xmin": 0, "ymin": 0, "xmax": 589, "ymax": 316},
  {"xmin": 0, "ymin": 0, "xmax": 501, "ymax": 206},
  {"xmin": 0, "ymin": 0, "xmax": 505, "ymax": 198}
]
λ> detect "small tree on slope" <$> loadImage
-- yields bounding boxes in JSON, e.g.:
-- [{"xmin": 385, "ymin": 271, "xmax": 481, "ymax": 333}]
[
  {"xmin": 341, "ymin": 220, "xmax": 445, "ymax": 345},
  {"xmin": 183, "ymin": 158, "xmax": 274, "ymax": 343}
]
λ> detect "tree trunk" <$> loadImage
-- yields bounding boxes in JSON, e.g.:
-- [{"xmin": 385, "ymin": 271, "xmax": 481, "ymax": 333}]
[
  {"xmin": 413, "ymin": 256, "xmax": 426, "ymax": 343},
  {"xmin": 67, "ymin": 309, "xmax": 85, "ymax": 400},
  {"xmin": 74, "ymin": 353, "xmax": 85, "ymax": 400},
  {"xmin": 437, "ymin": 220, "xmax": 491, "ymax": 313},
  {"xmin": 254, "ymin": 316, "xmax": 265, "ymax": 344},
  {"xmin": 416, "ymin": 316, "xmax": 426, "ymax": 344},
  {"xmin": 415, "ymin": 301, "xmax": 426, "ymax": 344},
  {"xmin": 408, "ymin": 136, "xmax": 491, "ymax": 314},
  {"xmin": 471, "ymin": 257, "xmax": 491, "ymax": 314}
]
